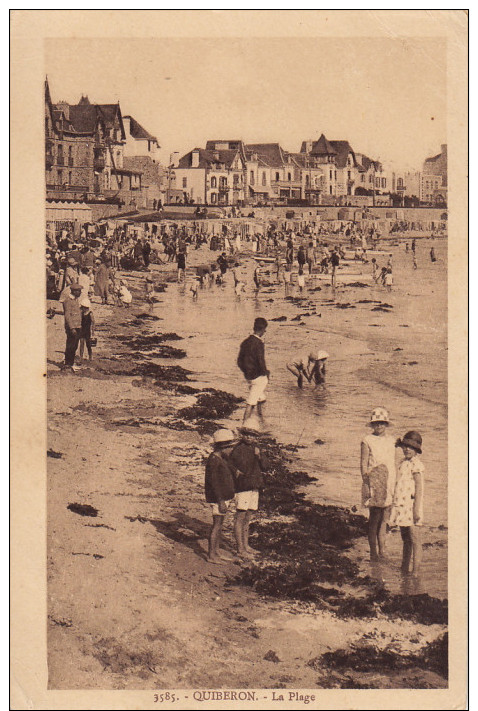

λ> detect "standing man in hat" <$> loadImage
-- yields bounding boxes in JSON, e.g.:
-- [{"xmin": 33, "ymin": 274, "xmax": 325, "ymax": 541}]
[
  {"xmin": 60, "ymin": 282, "xmax": 84, "ymax": 371},
  {"xmin": 237, "ymin": 317, "xmax": 269, "ymax": 426}
]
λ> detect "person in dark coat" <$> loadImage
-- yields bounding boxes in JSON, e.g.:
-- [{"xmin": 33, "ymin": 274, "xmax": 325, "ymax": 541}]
[
  {"xmin": 142, "ymin": 239, "xmax": 152, "ymax": 269},
  {"xmin": 205, "ymin": 429, "xmax": 237, "ymax": 564}
]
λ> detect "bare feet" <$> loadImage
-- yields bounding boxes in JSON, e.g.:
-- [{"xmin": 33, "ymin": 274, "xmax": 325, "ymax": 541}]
[
  {"xmin": 218, "ymin": 552, "xmax": 235, "ymax": 562},
  {"xmin": 207, "ymin": 557, "xmax": 227, "ymax": 565}
]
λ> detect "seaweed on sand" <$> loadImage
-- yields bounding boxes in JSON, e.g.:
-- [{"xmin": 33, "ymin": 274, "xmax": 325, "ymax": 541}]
[
  {"xmin": 114, "ymin": 333, "xmax": 184, "ymax": 351},
  {"xmin": 177, "ymin": 389, "xmax": 243, "ymax": 421},
  {"xmin": 311, "ymin": 631, "xmax": 448, "ymax": 679},
  {"xmin": 96, "ymin": 359, "xmax": 193, "ymax": 381},
  {"xmin": 229, "ymin": 434, "xmax": 447, "ymax": 628}
]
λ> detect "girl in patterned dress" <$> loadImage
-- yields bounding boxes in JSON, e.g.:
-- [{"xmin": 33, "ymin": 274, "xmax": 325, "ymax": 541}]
[
  {"xmin": 360, "ymin": 408, "xmax": 397, "ymax": 561},
  {"xmin": 390, "ymin": 431, "xmax": 424, "ymax": 576}
]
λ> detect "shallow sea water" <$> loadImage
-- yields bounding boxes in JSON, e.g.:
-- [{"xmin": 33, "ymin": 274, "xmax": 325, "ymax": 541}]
[{"xmin": 147, "ymin": 239, "xmax": 448, "ymax": 598}]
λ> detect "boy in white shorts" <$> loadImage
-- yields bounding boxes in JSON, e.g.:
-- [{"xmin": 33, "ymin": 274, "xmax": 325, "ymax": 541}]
[
  {"xmin": 237, "ymin": 317, "xmax": 270, "ymax": 425},
  {"xmin": 204, "ymin": 429, "xmax": 237, "ymax": 564},
  {"xmin": 228, "ymin": 429, "xmax": 270, "ymax": 558}
]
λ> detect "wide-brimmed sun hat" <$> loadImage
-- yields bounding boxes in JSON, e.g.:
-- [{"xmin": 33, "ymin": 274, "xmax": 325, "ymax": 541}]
[
  {"xmin": 369, "ymin": 407, "xmax": 390, "ymax": 424},
  {"xmin": 396, "ymin": 431, "xmax": 422, "ymax": 454},
  {"xmin": 316, "ymin": 350, "xmax": 329, "ymax": 361},
  {"xmin": 213, "ymin": 429, "xmax": 236, "ymax": 445}
]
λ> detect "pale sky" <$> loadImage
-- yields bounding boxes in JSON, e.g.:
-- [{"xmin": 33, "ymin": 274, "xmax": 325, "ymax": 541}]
[{"xmin": 46, "ymin": 37, "xmax": 446, "ymax": 172}]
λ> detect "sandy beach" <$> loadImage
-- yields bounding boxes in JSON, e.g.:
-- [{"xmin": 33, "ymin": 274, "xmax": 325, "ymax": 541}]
[{"xmin": 47, "ymin": 238, "xmax": 448, "ymax": 690}]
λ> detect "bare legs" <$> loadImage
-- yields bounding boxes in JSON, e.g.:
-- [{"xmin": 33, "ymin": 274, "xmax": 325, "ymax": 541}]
[
  {"xmin": 287, "ymin": 364, "xmax": 303, "ymax": 388},
  {"xmin": 400, "ymin": 526, "xmax": 422, "ymax": 575},
  {"xmin": 368, "ymin": 506, "xmax": 390, "ymax": 561},
  {"xmin": 208, "ymin": 515, "xmax": 233, "ymax": 563},
  {"xmin": 243, "ymin": 401, "xmax": 265, "ymax": 424},
  {"xmin": 234, "ymin": 510, "xmax": 255, "ymax": 556}
]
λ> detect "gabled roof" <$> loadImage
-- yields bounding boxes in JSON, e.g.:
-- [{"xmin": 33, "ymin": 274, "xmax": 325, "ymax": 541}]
[
  {"xmin": 123, "ymin": 115, "xmax": 158, "ymax": 143},
  {"xmin": 245, "ymin": 143, "xmax": 287, "ymax": 167},
  {"xmin": 67, "ymin": 104, "xmax": 98, "ymax": 133},
  {"xmin": 50, "ymin": 99, "xmax": 125, "ymax": 138},
  {"xmin": 288, "ymin": 152, "xmax": 308, "ymax": 168},
  {"xmin": 329, "ymin": 140, "xmax": 356, "ymax": 168},
  {"xmin": 206, "ymin": 140, "xmax": 244, "ymax": 150},
  {"xmin": 355, "ymin": 153, "xmax": 380, "ymax": 172},
  {"xmin": 309, "ymin": 134, "xmax": 337, "ymax": 157},
  {"xmin": 424, "ymin": 152, "xmax": 443, "ymax": 163},
  {"xmin": 178, "ymin": 148, "xmax": 242, "ymax": 169}
]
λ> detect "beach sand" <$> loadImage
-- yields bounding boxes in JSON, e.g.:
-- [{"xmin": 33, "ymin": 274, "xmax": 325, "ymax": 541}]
[{"xmin": 47, "ymin": 241, "xmax": 448, "ymax": 690}]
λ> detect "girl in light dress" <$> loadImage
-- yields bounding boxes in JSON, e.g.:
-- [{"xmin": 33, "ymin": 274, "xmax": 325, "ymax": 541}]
[
  {"xmin": 390, "ymin": 431, "xmax": 424, "ymax": 576},
  {"xmin": 360, "ymin": 408, "xmax": 397, "ymax": 561}
]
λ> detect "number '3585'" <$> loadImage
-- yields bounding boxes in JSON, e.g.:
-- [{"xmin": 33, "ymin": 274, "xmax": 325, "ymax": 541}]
[{"xmin": 154, "ymin": 692, "xmax": 177, "ymax": 703}]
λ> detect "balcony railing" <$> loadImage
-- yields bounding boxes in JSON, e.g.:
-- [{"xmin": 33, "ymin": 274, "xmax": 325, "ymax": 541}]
[
  {"xmin": 46, "ymin": 183, "xmax": 89, "ymax": 194},
  {"xmin": 46, "ymin": 185, "xmax": 91, "ymax": 201}
]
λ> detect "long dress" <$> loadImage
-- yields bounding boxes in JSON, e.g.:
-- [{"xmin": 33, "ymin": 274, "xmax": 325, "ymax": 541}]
[
  {"xmin": 361, "ymin": 433, "xmax": 397, "ymax": 508},
  {"xmin": 94, "ymin": 264, "xmax": 110, "ymax": 301}
]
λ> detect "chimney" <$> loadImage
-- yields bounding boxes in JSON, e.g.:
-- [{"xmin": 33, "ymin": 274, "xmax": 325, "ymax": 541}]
[
  {"xmin": 57, "ymin": 101, "xmax": 70, "ymax": 120},
  {"xmin": 122, "ymin": 116, "xmax": 131, "ymax": 136},
  {"xmin": 191, "ymin": 149, "xmax": 200, "ymax": 168},
  {"xmin": 441, "ymin": 144, "xmax": 447, "ymax": 155}
]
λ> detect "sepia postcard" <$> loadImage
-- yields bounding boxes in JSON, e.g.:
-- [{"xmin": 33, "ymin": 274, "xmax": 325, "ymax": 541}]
[{"xmin": 11, "ymin": 9, "xmax": 468, "ymax": 710}]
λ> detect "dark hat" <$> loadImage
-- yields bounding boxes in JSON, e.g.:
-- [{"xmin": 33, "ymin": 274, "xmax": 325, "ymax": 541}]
[
  {"xmin": 397, "ymin": 431, "xmax": 422, "ymax": 454},
  {"xmin": 70, "ymin": 282, "xmax": 83, "ymax": 291}
]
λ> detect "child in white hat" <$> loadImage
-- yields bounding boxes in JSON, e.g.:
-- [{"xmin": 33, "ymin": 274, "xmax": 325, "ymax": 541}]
[
  {"xmin": 78, "ymin": 298, "xmax": 95, "ymax": 362},
  {"xmin": 204, "ymin": 429, "xmax": 237, "ymax": 564},
  {"xmin": 360, "ymin": 407, "xmax": 397, "ymax": 561}
]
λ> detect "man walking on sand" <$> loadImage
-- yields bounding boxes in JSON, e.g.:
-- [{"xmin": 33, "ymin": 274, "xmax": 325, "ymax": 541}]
[
  {"xmin": 237, "ymin": 317, "xmax": 269, "ymax": 425},
  {"xmin": 60, "ymin": 281, "xmax": 84, "ymax": 372}
]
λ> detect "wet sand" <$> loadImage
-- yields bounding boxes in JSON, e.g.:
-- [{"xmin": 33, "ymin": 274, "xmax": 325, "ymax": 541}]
[{"xmin": 47, "ymin": 237, "xmax": 448, "ymax": 689}]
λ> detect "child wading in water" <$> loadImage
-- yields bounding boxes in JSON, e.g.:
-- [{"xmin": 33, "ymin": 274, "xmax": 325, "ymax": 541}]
[
  {"xmin": 360, "ymin": 408, "xmax": 397, "ymax": 561},
  {"xmin": 390, "ymin": 431, "xmax": 424, "ymax": 576}
]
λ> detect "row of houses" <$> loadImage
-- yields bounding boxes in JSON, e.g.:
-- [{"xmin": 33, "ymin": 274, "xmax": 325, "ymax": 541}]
[
  {"xmin": 45, "ymin": 78, "xmax": 163, "ymax": 221},
  {"xmin": 45, "ymin": 78, "xmax": 447, "ymax": 215},
  {"xmin": 172, "ymin": 135, "xmax": 392, "ymax": 207},
  {"xmin": 173, "ymin": 137, "xmax": 447, "ymax": 208}
]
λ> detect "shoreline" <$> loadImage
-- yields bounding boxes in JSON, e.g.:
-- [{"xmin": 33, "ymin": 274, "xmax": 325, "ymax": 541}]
[{"xmin": 47, "ymin": 259, "xmax": 448, "ymax": 690}]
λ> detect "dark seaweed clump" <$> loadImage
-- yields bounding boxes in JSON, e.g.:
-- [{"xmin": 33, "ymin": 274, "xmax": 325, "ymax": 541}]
[
  {"xmin": 177, "ymin": 389, "xmax": 243, "ymax": 421},
  {"xmin": 114, "ymin": 332, "xmax": 184, "ymax": 351},
  {"xmin": 96, "ymin": 359, "xmax": 192, "ymax": 381},
  {"xmin": 229, "ymin": 435, "xmax": 447, "ymax": 628},
  {"xmin": 67, "ymin": 503, "xmax": 98, "ymax": 517},
  {"xmin": 312, "ymin": 632, "xmax": 448, "ymax": 679}
]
